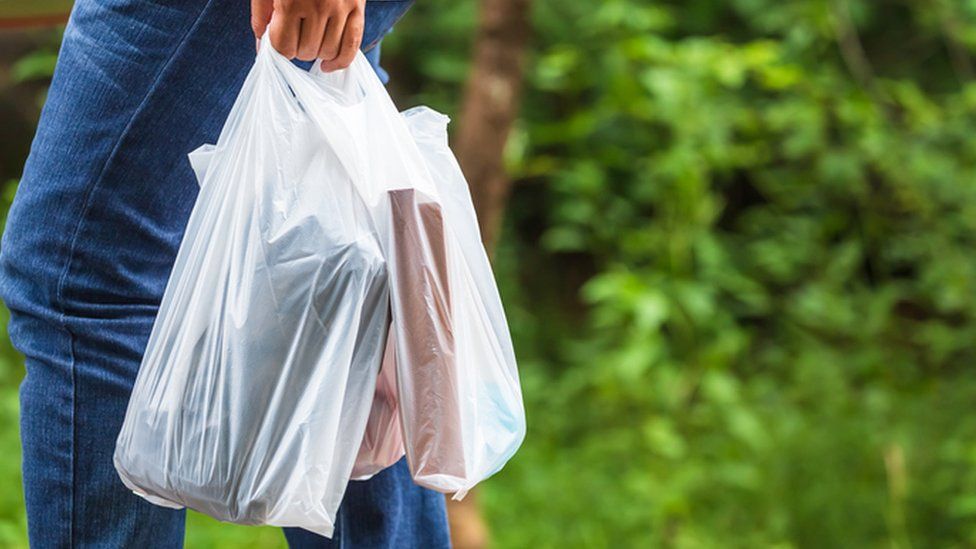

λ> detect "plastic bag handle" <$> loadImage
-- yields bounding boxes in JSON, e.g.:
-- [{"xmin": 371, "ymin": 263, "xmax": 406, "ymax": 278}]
[
  {"xmin": 256, "ymin": 33, "xmax": 372, "ymax": 184},
  {"xmin": 255, "ymin": 32, "xmax": 441, "ymax": 206},
  {"xmin": 257, "ymin": 33, "xmax": 377, "ymax": 107}
]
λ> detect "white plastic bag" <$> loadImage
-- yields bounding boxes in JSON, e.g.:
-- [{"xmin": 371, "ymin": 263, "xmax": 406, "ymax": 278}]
[
  {"xmin": 116, "ymin": 34, "xmax": 525, "ymax": 535},
  {"xmin": 246, "ymin": 37, "xmax": 527, "ymax": 498},
  {"xmin": 114, "ymin": 41, "xmax": 390, "ymax": 537}
]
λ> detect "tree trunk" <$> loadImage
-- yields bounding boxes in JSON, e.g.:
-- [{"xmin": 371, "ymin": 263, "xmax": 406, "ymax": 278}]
[
  {"xmin": 447, "ymin": 0, "xmax": 531, "ymax": 546},
  {"xmin": 453, "ymin": 0, "xmax": 531, "ymax": 254}
]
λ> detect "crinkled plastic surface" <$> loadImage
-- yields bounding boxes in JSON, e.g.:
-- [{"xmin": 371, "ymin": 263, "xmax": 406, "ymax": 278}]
[
  {"xmin": 351, "ymin": 332, "xmax": 404, "ymax": 480},
  {"xmin": 115, "ymin": 35, "xmax": 525, "ymax": 536},
  {"xmin": 393, "ymin": 107, "xmax": 526, "ymax": 497}
]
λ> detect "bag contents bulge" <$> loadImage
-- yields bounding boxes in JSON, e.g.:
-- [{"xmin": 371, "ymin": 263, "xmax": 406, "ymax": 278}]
[{"xmin": 114, "ymin": 35, "xmax": 525, "ymax": 537}]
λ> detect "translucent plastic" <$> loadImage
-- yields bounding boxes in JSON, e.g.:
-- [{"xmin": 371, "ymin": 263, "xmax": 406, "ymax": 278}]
[
  {"xmin": 350, "ymin": 332, "xmax": 404, "ymax": 480},
  {"xmin": 115, "ymin": 35, "xmax": 525, "ymax": 536},
  {"xmin": 393, "ymin": 107, "xmax": 526, "ymax": 497}
]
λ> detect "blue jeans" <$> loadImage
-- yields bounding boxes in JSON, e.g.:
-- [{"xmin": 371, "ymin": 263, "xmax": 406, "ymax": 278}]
[{"xmin": 0, "ymin": 0, "xmax": 450, "ymax": 547}]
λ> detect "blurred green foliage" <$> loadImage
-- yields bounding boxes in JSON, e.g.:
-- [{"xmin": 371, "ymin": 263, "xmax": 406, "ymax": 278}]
[
  {"xmin": 389, "ymin": 0, "xmax": 976, "ymax": 546},
  {"xmin": 4, "ymin": 0, "xmax": 976, "ymax": 547},
  {"xmin": 0, "ymin": 1, "xmax": 72, "ymax": 21}
]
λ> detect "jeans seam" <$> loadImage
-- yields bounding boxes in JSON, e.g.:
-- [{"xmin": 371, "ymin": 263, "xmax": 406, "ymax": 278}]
[
  {"xmin": 53, "ymin": 0, "xmax": 219, "ymax": 319},
  {"xmin": 51, "ymin": 2, "xmax": 219, "ymax": 545},
  {"xmin": 66, "ymin": 319, "xmax": 78, "ymax": 549}
]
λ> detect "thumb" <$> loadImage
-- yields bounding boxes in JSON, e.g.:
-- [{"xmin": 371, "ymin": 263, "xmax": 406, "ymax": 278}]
[{"xmin": 251, "ymin": 0, "xmax": 274, "ymax": 39}]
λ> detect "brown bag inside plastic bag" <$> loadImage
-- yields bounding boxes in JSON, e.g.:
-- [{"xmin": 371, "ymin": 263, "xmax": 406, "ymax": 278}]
[{"xmin": 388, "ymin": 188, "xmax": 465, "ymax": 482}]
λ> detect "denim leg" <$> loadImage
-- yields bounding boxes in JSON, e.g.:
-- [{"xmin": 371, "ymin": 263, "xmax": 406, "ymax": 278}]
[
  {"xmin": 15, "ymin": 317, "xmax": 188, "ymax": 548},
  {"xmin": 2, "ymin": 0, "xmax": 256, "ymax": 545},
  {"xmin": 283, "ymin": 459, "xmax": 451, "ymax": 549}
]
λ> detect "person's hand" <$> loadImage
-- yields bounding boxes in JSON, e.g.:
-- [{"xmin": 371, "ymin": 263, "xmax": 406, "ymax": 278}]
[{"xmin": 251, "ymin": 0, "xmax": 365, "ymax": 71}]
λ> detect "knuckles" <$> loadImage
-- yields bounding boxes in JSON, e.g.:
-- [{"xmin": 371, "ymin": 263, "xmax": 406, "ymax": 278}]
[
  {"xmin": 265, "ymin": 0, "xmax": 365, "ymax": 61},
  {"xmin": 275, "ymin": 0, "xmax": 296, "ymax": 12},
  {"xmin": 276, "ymin": 0, "xmax": 361, "ymax": 17},
  {"xmin": 336, "ymin": 0, "xmax": 362, "ymax": 13},
  {"xmin": 320, "ymin": 47, "xmax": 340, "ymax": 60},
  {"xmin": 345, "ymin": 29, "xmax": 362, "ymax": 48}
]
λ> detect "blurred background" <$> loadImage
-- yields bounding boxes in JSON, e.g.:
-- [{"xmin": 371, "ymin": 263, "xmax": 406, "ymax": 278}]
[{"xmin": 4, "ymin": 0, "xmax": 976, "ymax": 547}]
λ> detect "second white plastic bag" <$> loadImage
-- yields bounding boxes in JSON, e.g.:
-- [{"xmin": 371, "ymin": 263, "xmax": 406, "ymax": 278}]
[
  {"xmin": 116, "ymin": 33, "xmax": 527, "ymax": 535},
  {"xmin": 246, "ymin": 38, "xmax": 528, "ymax": 498}
]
